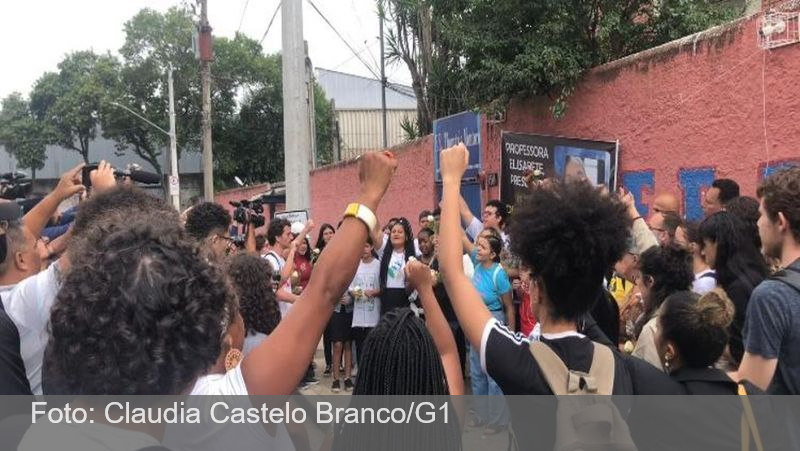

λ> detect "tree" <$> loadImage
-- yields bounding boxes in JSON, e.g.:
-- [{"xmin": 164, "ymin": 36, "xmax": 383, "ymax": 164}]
[
  {"xmin": 100, "ymin": 6, "xmax": 203, "ymax": 176},
  {"xmin": 455, "ymin": 0, "xmax": 743, "ymax": 116},
  {"xmin": 379, "ymin": 0, "xmax": 468, "ymax": 135},
  {"xmin": 380, "ymin": 0, "xmax": 743, "ymax": 124},
  {"xmin": 29, "ymin": 51, "xmax": 118, "ymax": 163},
  {"xmin": 0, "ymin": 93, "xmax": 49, "ymax": 178}
]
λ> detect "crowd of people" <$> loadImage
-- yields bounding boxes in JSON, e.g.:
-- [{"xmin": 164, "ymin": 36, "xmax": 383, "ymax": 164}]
[{"xmin": 0, "ymin": 143, "xmax": 798, "ymax": 450}]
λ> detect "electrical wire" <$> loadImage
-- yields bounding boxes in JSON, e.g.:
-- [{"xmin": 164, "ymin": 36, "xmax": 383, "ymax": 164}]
[
  {"xmin": 259, "ymin": 1, "xmax": 282, "ymax": 46},
  {"xmin": 236, "ymin": 0, "xmax": 251, "ymax": 35},
  {"xmin": 305, "ymin": 0, "xmax": 382, "ymax": 81}
]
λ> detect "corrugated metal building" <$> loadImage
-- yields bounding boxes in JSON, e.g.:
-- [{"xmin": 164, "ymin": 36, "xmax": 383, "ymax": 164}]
[
  {"xmin": 316, "ymin": 68, "xmax": 417, "ymax": 160},
  {"xmin": 0, "ymin": 134, "xmax": 204, "ymax": 206}
]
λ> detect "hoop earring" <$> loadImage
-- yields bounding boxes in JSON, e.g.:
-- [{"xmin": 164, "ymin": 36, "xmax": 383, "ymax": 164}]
[{"xmin": 225, "ymin": 348, "xmax": 244, "ymax": 372}]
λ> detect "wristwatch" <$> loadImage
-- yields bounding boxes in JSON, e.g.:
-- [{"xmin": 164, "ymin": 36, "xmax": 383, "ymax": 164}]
[{"xmin": 344, "ymin": 203, "xmax": 378, "ymax": 233}]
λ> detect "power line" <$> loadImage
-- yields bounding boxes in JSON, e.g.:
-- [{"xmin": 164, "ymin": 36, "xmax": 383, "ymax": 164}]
[
  {"xmin": 259, "ymin": 1, "xmax": 282, "ymax": 46},
  {"xmin": 305, "ymin": 0, "xmax": 382, "ymax": 80},
  {"xmin": 236, "ymin": 0, "xmax": 251, "ymax": 35}
]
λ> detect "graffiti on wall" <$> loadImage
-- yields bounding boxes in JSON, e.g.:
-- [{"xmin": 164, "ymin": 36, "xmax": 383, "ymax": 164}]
[{"xmin": 622, "ymin": 159, "xmax": 799, "ymax": 222}]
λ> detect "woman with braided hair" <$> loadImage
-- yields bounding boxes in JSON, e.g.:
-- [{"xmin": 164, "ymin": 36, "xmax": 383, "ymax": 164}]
[{"xmin": 329, "ymin": 260, "xmax": 464, "ymax": 451}]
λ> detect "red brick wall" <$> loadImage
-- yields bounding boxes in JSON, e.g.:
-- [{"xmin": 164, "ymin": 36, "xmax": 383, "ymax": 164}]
[
  {"xmin": 310, "ymin": 136, "xmax": 435, "ymax": 229},
  {"xmin": 310, "ymin": 14, "xmax": 800, "ymax": 223}
]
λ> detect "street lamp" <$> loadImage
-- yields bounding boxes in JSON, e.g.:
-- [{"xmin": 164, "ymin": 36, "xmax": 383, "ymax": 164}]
[{"xmin": 108, "ymin": 67, "xmax": 180, "ymax": 210}]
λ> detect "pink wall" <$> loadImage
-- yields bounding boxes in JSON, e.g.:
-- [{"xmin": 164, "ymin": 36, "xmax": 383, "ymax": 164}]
[
  {"xmin": 309, "ymin": 15, "xmax": 800, "ymax": 224},
  {"xmin": 483, "ymin": 15, "xmax": 800, "ymax": 220},
  {"xmin": 310, "ymin": 136, "xmax": 435, "ymax": 229}
]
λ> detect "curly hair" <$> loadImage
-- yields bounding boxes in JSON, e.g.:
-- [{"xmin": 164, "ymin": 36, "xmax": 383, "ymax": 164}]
[
  {"xmin": 660, "ymin": 289, "xmax": 735, "ymax": 368},
  {"xmin": 69, "ymin": 186, "xmax": 179, "ymax": 264},
  {"xmin": 379, "ymin": 218, "xmax": 416, "ymax": 290},
  {"xmin": 225, "ymin": 253, "xmax": 281, "ymax": 336},
  {"xmin": 636, "ymin": 245, "xmax": 694, "ymax": 337},
  {"xmin": 185, "ymin": 202, "xmax": 232, "ymax": 242},
  {"xmin": 45, "ymin": 221, "xmax": 231, "ymax": 395},
  {"xmin": 508, "ymin": 181, "xmax": 631, "ymax": 321},
  {"xmin": 757, "ymin": 166, "xmax": 800, "ymax": 242}
]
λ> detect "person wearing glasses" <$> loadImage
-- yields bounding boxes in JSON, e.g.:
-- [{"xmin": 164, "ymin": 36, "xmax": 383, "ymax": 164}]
[{"xmin": 185, "ymin": 202, "xmax": 237, "ymax": 261}]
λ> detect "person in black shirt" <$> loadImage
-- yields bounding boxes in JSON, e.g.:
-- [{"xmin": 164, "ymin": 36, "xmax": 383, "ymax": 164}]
[
  {"xmin": 0, "ymin": 303, "xmax": 31, "ymax": 395},
  {"xmin": 418, "ymin": 228, "xmax": 467, "ymax": 374},
  {"xmin": 699, "ymin": 211, "xmax": 768, "ymax": 366},
  {"xmin": 437, "ymin": 144, "xmax": 681, "ymax": 449}
]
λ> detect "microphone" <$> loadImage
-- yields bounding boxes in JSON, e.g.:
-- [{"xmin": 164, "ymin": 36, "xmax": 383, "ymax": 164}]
[{"xmin": 117, "ymin": 169, "xmax": 162, "ymax": 185}]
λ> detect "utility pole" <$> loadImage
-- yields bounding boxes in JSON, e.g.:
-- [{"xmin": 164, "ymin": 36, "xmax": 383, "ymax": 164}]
[
  {"xmin": 167, "ymin": 65, "xmax": 180, "ymax": 210},
  {"xmin": 379, "ymin": 14, "xmax": 388, "ymax": 149},
  {"xmin": 199, "ymin": 0, "xmax": 214, "ymax": 201},
  {"xmin": 282, "ymin": 0, "xmax": 311, "ymax": 211},
  {"xmin": 330, "ymin": 99, "xmax": 340, "ymax": 162},
  {"xmin": 305, "ymin": 41, "xmax": 317, "ymax": 169}
]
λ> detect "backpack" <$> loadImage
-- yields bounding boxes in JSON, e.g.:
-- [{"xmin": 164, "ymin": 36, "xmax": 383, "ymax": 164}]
[
  {"xmin": 529, "ymin": 341, "xmax": 637, "ymax": 451},
  {"xmin": 738, "ymin": 384, "xmax": 765, "ymax": 451},
  {"xmin": 771, "ymin": 265, "xmax": 800, "ymax": 295}
]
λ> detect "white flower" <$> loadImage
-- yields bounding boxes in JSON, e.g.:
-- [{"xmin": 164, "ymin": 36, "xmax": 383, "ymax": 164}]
[{"xmin": 426, "ymin": 215, "xmax": 435, "ymax": 223}]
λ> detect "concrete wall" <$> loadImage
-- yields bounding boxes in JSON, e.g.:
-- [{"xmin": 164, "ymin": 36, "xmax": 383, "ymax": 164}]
[
  {"xmin": 310, "ymin": 136, "xmax": 435, "ymax": 228},
  {"xmin": 309, "ymin": 14, "xmax": 800, "ymax": 225},
  {"xmin": 483, "ymin": 15, "xmax": 799, "ymax": 221}
]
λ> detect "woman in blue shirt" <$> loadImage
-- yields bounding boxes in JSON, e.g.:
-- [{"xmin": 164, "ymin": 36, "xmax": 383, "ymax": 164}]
[{"xmin": 466, "ymin": 229, "xmax": 513, "ymax": 435}]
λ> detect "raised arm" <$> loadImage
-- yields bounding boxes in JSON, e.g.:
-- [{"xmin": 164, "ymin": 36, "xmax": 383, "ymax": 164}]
[
  {"xmin": 459, "ymin": 195, "xmax": 476, "ymax": 227},
  {"xmin": 438, "ymin": 144, "xmax": 493, "ymax": 351},
  {"xmin": 406, "ymin": 260, "xmax": 464, "ymax": 396},
  {"xmin": 22, "ymin": 163, "xmax": 85, "ymax": 238},
  {"xmin": 241, "ymin": 152, "xmax": 396, "ymax": 396}
]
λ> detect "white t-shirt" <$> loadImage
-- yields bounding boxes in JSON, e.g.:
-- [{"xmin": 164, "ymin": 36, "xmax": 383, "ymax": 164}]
[
  {"xmin": 0, "ymin": 261, "xmax": 61, "ymax": 395},
  {"xmin": 19, "ymin": 421, "xmax": 160, "ymax": 451},
  {"xmin": 242, "ymin": 332, "xmax": 267, "ymax": 357},
  {"xmin": 263, "ymin": 251, "xmax": 293, "ymax": 318},
  {"xmin": 693, "ymin": 270, "xmax": 717, "ymax": 295},
  {"xmin": 162, "ymin": 364, "xmax": 295, "ymax": 451},
  {"xmin": 351, "ymin": 259, "xmax": 381, "ymax": 328},
  {"xmin": 385, "ymin": 251, "xmax": 407, "ymax": 289}
]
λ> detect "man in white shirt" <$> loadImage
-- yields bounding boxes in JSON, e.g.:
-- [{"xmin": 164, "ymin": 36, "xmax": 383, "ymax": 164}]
[
  {"xmin": 263, "ymin": 218, "xmax": 312, "ymax": 317},
  {"xmin": 0, "ymin": 164, "xmax": 87, "ymax": 395}
]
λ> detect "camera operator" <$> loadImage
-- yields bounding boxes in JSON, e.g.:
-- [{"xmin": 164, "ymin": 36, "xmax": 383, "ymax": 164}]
[{"xmin": 0, "ymin": 163, "xmax": 117, "ymax": 395}]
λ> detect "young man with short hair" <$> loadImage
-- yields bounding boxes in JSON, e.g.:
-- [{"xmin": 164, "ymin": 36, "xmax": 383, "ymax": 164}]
[{"xmin": 738, "ymin": 166, "xmax": 800, "ymax": 394}]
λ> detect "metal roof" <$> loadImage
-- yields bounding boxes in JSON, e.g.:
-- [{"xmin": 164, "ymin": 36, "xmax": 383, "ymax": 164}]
[{"xmin": 316, "ymin": 68, "xmax": 417, "ymax": 110}]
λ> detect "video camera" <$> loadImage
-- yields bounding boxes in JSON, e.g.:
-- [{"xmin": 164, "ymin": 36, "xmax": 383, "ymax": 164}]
[
  {"xmin": 229, "ymin": 199, "xmax": 266, "ymax": 228},
  {"xmin": 81, "ymin": 163, "xmax": 162, "ymax": 188},
  {"xmin": 0, "ymin": 171, "xmax": 33, "ymax": 200}
]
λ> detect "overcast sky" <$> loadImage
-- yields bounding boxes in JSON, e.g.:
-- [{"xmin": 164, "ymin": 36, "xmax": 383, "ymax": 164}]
[{"xmin": 0, "ymin": 0, "xmax": 412, "ymax": 100}]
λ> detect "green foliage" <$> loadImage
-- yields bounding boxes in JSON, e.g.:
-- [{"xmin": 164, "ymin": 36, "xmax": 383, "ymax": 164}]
[
  {"xmin": 0, "ymin": 93, "xmax": 49, "ymax": 174},
  {"xmin": 380, "ymin": 0, "xmax": 469, "ymax": 135},
  {"xmin": 399, "ymin": 115, "xmax": 420, "ymax": 141},
  {"xmin": 29, "ymin": 51, "xmax": 118, "ymax": 162},
  {"xmin": 382, "ymin": 0, "xmax": 743, "ymax": 123}
]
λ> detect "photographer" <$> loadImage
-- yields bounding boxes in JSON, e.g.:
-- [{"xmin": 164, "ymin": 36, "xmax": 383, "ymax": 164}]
[{"xmin": 0, "ymin": 162, "xmax": 117, "ymax": 395}]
